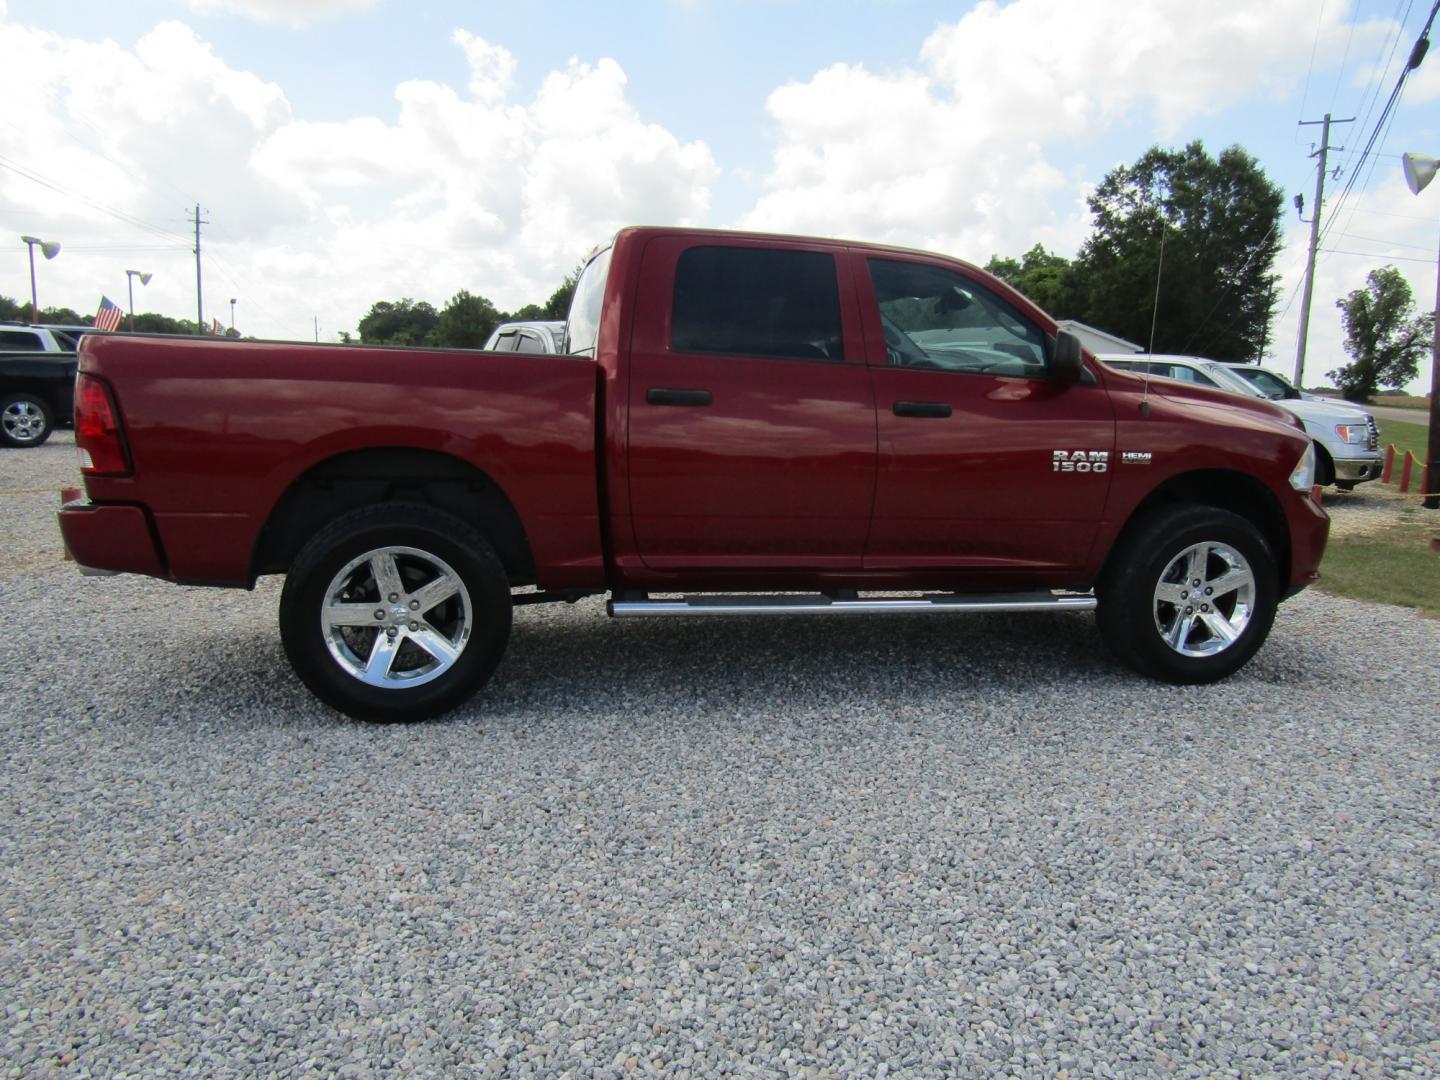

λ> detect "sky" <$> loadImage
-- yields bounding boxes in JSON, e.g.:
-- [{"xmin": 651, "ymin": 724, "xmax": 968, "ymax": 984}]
[{"xmin": 2, "ymin": 0, "xmax": 1438, "ymax": 393}]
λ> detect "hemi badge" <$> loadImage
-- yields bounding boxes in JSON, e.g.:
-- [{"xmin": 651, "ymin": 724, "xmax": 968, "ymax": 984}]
[{"xmin": 1121, "ymin": 451, "xmax": 1153, "ymax": 465}]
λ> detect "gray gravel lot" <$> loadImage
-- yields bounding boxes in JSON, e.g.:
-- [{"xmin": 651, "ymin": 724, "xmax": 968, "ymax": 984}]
[{"xmin": 2, "ymin": 434, "xmax": 1438, "ymax": 1077}]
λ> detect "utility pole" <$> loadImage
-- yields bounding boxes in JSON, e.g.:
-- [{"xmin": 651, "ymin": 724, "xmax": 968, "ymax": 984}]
[
  {"xmin": 188, "ymin": 204, "xmax": 209, "ymax": 335},
  {"xmin": 1293, "ymin": 114, "xmax": 1353, "ymax": 388}
]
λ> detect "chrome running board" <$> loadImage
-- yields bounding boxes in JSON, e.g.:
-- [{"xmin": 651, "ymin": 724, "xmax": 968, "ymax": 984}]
[{"xmin": 607, "ymin": 592, "xmax": 1096, "ymax": 618}]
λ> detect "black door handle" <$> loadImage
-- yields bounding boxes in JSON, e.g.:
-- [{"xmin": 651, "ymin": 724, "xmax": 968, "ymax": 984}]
[
  {"xmin": 893, "ymin": 401, "xmax": 951, "ymax": 418},
  {"xmin": 647, "ymin": 388, "xmax": 712, "ymax": 406}
]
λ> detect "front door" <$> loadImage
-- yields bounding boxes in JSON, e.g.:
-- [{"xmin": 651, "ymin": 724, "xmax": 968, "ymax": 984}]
[{"xmin": 858, "ymin": 254, "xmax": 1115, "ymax": 575}]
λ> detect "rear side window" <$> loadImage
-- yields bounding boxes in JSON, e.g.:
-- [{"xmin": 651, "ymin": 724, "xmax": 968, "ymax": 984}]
[
  {"xmin": 0, "ymin": 331, "xmax": 42, "ymax": 350},
  {"xmin": 671, "ymin": 246, "xmax": 844, "ymax": 361},
  {"xmin": 515, "ymin": 332, "xmax": 547, "ymax": 354}
]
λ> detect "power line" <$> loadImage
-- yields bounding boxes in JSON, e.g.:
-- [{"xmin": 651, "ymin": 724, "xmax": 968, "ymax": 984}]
[
  {"xmin": 1317, "ymin": 0, "xmax": 1439, "ymax": 254},
  {"xmin": 1319, "ymin": 247, "xmax": 1440, "ymax": 262},
  {"xmin": 1328, "ymin": 230, "xmax": 1438, "ymax": 251},
  {"xmin": 0, "ymin": 154, "xmax": 193, "ymax": 247}
]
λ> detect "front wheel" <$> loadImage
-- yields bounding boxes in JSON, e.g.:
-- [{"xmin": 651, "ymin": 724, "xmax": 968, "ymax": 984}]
[
  {"xmin": 1097, "ymin": 504, "xmax": 1278, "ymax": 684},
  {"xmin": 0, "ymin": 393, "xmax": 53, "ymax": 448},
  {"xmin": 279, "ymin": 504, "xmax": 512, "ymax": 721}
]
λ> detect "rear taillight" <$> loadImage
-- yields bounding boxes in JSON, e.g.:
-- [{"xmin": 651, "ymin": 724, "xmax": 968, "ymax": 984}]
[{"xmin": 75, "ymin": 374, "xmax": 131, "ymax": 476}]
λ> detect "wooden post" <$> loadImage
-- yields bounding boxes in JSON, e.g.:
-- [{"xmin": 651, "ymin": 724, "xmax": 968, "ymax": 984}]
[{"xmin": 1400, "ymin": 450, "xmax": 1416, "ymax": 492}]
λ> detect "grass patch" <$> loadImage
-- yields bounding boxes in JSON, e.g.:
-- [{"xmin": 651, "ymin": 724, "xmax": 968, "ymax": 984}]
[
  {"xmin": 1377, "ymin": 417, "xmax": 1430, "ymax": 461},
  {"xmin": 1317, "ymin": 517, "xmax": 1440, "ymax": 617},
  {"xmin": 1369, "ymin": 394, "xmax": 1431, "ymax": 410}
]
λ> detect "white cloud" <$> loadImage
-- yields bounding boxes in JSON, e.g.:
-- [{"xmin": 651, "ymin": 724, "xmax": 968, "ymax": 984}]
[
  {"xmin": 2, "ymin": 18, "xmax": 715, "ymax": 338},
  {"xmin": 742, "ymin": 0, "xmax": 1385, "ymax": 266},
  {"xmin": 184, "ymin": 0, "xmax": 375, "ymax": 27}
]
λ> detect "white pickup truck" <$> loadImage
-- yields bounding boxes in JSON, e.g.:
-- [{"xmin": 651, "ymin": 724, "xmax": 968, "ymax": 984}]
[{"xmin": 1100, "ymin": 354, "xmax": 1382, "ymax": 489}]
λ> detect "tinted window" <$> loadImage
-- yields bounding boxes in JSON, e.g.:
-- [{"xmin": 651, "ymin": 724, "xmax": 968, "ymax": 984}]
[
  {"xmin": 672, "ymin": 246, "xmax": 844, "ymax": 361},
  {"xmin": 0, "ymin": 331, "xmax": 42, "ymax": 350},
  {"xmin": 566, "ymin": 246, "xmax": 612, "ymax": 357},
  {"xmin": 515, "ymin": 332, "xmax": 547, "ymax": 354},
  {"xmin": 1241, "ymin": 369, "xmax": 1289, "ymax": 398},
  {"xmin": 869, "ymin": 259, "xmax": 1047, "ymax": 377}
]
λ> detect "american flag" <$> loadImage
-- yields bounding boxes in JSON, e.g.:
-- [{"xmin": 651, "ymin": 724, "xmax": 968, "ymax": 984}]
[{"xmin": 93, "ymin": 296, "xmax": 123, "ymax": 332}]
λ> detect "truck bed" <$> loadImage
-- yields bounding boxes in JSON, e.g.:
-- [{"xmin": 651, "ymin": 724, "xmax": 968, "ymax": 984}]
[{"xmin": 73, "ymin": 334, "xmax": 604, "ymax": 588}]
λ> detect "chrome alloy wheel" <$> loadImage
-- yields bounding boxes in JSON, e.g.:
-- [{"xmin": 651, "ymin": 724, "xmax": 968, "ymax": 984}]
[
  {"xmin": 1152, "ymin": 541, "xmax": 1256, "ymax": 658},
  {"xmin": 2, "ymin": 400, "xmax": 47, "ymax": 444},
  {"xmin": 320, "ymin": 545, "xmax": 473, "ymax": 688}
]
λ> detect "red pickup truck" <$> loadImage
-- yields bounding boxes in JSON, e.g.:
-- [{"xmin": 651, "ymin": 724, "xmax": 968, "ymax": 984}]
[{"xmin": 59, "ymin": 226, "xmax": 1328, "ymax": 720}]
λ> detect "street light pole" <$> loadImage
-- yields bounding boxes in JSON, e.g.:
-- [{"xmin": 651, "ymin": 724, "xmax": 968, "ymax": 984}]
[
  {"xmin": 125, "ymin": 270, "xmax": 152, "ymax": 332},
  {"xmin": 19, "ymin": 235, "xmax": 61, "ymax": 323},
  {"xmin": 229, "ymin": 298, "xmax": 236, "ymax": 333}
]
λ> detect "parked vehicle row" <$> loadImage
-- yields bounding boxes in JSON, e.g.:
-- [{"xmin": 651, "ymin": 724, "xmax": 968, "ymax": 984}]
[{"xmin": 1098, "ymin": 355, "xmax": 1382, "ymax": 489}]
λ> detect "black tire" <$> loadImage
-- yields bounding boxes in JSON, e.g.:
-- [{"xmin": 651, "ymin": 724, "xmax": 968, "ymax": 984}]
[
  {"xmin": 279, "ymin": 503, "xmax": 512, "ymax": 721},
  {"xmin": 0, "ymin": 393, "xmax": 53, "ymax": 448},
  {"xmin": 1096, "ymin": 504, "xmax": 1278, "ymax": 684},
  {"xmin": 1334, "ymin": 481, "xmax": 1357, "ymax": 492},
  {"xmin": 1313, "ymin": 442, "xmax": 1335, "ymax": 487}
]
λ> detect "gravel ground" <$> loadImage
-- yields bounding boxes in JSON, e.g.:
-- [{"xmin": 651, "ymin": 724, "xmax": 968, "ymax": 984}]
[{"xmin": 2, "ymin": 434, "xmax": 1437, "ymax": 1078}]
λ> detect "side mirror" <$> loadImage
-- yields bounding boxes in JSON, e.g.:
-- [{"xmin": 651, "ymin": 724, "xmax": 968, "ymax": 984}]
[{"xmin": 1052, "ymin": 330, "xmax": 1085, "ymax": 384}]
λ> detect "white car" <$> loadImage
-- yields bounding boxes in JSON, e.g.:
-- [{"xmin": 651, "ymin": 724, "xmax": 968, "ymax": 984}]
[
  {"xmin": 482, "ymin": 320, "xmax": 566, "ymax": 354},
  {"xmin": 1100, "ymin": 354, "xmax": 1382, "ymax": 490}
]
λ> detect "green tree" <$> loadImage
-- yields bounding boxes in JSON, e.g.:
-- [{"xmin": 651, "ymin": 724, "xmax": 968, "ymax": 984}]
[
  {"xmin": 0, "ymin": 296, "xmax": 85, "ymax": 324},
  {"xmin": 432, "ymin": 290, "xmax": 502, "ymax": 348},
  {"xmin": 1329, "ymin": 266, "xmax": 1434, "ymax": 402},
  {"xmin": 541, "ymin": 267, "xmax": 581, "ymax": 320},
  {"xmin": 357, "ymin": 299, "xmax": 439, "ymax": 345},
  {"xmin": 1071, "ymin": 141, "xmax": 1283, "ymax": 361},
  {"xmin": 132, "ymin": 312, "xmax": 201, "ymax": 335},
  {"xmin": 984, "ymin": 244, "xmax": 1074, "ymax": 314}
]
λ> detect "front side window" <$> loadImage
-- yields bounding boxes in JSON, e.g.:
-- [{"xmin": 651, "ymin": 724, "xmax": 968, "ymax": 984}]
[
  {"xmin": 671, "ymin": 246, "xmax": 844, "ymax": 361},
  {"xmin": 868, "ymin": 258, "xmax": 1048, "ymax": 377},
  {"xmin": 515, "ymin": 332, "xmax": 546, "ymax": 354}
]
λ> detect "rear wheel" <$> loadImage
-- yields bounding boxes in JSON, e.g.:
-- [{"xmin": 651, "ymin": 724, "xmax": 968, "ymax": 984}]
[
  {"xmin": 1097, "ymin": 504, "xmax": 1278, "ymax": 684},
  {"xmin": 0, "ymin": 393, "xmax": 53, "ymax": 448},
  {"xmin": 279, "ymin": 503, "xmax": 511, "ymax": 721}
]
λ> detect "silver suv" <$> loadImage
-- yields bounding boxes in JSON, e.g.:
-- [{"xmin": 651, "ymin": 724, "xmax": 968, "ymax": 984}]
[{"xmin": 1100, "ymin": 354, "xmax": 1382, "ymax": 489}]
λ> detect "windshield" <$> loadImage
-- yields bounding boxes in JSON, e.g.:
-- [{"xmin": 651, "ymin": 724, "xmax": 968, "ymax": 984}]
[
  {"xmin": 1233, "ymin": 368, "xmax": 1294, "ymax": 400},
  {"xmin": 1197, "ymin": 362, "xmax": 1266, "ymax": 398}
]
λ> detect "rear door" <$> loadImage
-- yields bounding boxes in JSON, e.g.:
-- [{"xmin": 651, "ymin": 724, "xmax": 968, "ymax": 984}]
[
  {"xmin": 858, "ymin": 254, "xmax": 1115, "ymax": 574},
  {"xmin": 625, "ymin": 236, "xmax": 876, "ymax": 571}
]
